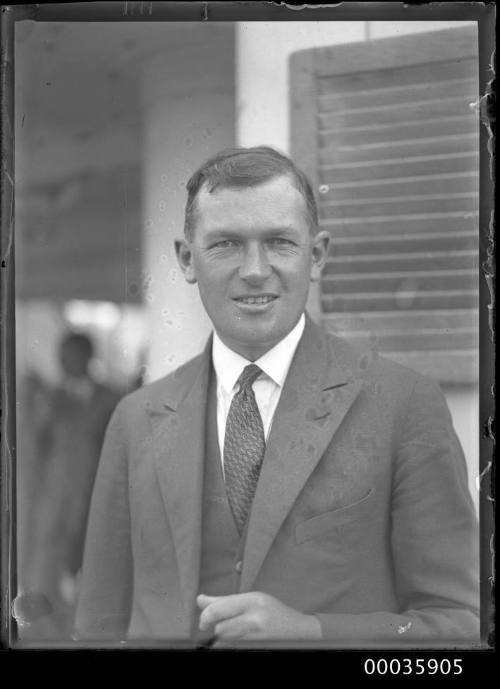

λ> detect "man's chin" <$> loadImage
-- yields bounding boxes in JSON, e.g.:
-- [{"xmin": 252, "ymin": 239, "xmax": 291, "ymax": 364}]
[{"xmin": 224, "ymin": 324, "xmax": 291, "ymax": 360}]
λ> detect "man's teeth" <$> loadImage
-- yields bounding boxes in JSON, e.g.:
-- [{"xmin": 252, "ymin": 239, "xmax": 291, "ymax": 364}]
[{"xmin": 238, "ymin": 296, "xmax": 275, "ymax": 304}]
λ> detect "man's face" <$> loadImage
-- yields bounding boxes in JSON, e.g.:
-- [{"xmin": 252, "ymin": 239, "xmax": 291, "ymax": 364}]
[{"xmin": 176, "ymin": 175, "xmax": 330, "ymax": 360}]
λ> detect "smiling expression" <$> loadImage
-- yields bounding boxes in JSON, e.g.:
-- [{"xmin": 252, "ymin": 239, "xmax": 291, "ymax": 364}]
[{"xmin": 176, "ymin": 175, "xmax": 330, "ymax": 360}]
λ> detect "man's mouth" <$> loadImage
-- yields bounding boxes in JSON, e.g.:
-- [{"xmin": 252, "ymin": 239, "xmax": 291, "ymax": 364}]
[{"xmin": 233, "ymin": 295, "xmax": 278, "ymax": 305}]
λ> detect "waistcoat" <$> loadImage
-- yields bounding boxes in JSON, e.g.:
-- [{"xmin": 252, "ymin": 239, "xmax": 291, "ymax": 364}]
[{"xmin": 193, "ymin": 367, "xmax": 246, "ymax": 641}]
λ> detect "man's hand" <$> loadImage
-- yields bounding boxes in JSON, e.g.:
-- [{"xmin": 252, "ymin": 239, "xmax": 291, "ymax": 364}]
[{"xmin": 197, "ymin": 592, "xmax": 322, "ymax": 642}]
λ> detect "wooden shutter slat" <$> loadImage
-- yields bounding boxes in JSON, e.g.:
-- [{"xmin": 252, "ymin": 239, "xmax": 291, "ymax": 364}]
[
  {"xmin": 318, "ymin": 77, "xmax": 477, "ymax": 111},
  {"xmin": 322, "ymin": 291, "xmax": 479, "ymax": 313},
  {"xmin": 319, "ymin": 134, "xmax": 478, "ymax": 164},
  {"xmin": 317, "ymin": 57, "xmax": 477, "ymax": 94},
  {"xmin": 321, "ymin": 192, "xmax": 477, "ymax": 206},
  {"xmin": 322, "ymin": 269, "xmax": 477, "ymax": 293},
  {"xmin": 318, "ymin": 96, "xmax": 476, "ymax": 129},
  {"xmin": 320, "ymin": 152, "xmax": 479, "ymax": 182},
  {"xmin": 332, "ymin": 330, "xmax": 477, "ymax": 352},
  {"xmin": 320, "ymin": 212, "xmax": 478, "ymax": 237},
  {"xmin": 325, "ymin": 250, "xmax": 477, "ymax": 275},
  {"xmin": 325, "ymin": 311, "xmax": 479, "ymax": 354},
  {"xmin": 319, "ymin": 195, "xmax": 478, "ymax": 220},
  {"xmin": 319, "ymin": 173, "xmax": 478, "ymax": 200},
  {"xmin": 321, "ymin": 211, "xmax": 478, "ymax": 229},
  {"xmin": 319, "ymin": 117, "xmax": 477, "ymax": 147},
  {"xmin": 324, "ymin": 309, "xmax": 478, "ymax": 332},
  {"xmin": 321, "ymin": 170, "xmax": 476, "ymax": 188},
  {"xmin": 332, "ymin": 230, "xmax": 477, "ymax": 255}
]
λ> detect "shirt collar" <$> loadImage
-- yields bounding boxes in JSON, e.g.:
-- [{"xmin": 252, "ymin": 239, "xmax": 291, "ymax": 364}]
[{"xmin": 212, "ymin": 314, "xmax": 305, "ymax": 394}]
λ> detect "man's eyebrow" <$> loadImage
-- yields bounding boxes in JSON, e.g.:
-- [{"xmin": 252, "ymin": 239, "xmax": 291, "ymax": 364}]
[
  {"xmin": 264, "ymin": 226, "xmax": 298, "ymax": 235},
  {"xmin": 202, "ymin": 229, "xmax": 239, "ymax": 241},
  {"xmin": 204, "ymin": 226, "xmax": 299, "ymax": 239}
]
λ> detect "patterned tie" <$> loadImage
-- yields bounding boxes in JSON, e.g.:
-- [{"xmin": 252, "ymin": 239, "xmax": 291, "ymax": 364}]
[{"xmin": 224, "ymin": 364, "xmax": 265, "ymax": 535}]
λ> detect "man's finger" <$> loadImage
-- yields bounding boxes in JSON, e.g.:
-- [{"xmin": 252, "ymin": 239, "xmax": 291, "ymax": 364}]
[
  {"xmin": 196, "ymin": 594, "xmax": 218, "ymax": 610},
  {"xmin": 214, "ymin": 615, "xmax": 253, "ymax": 640},
  {"xmin": 198, "ymin": 592, "xmax": 256, "ymax": 631}
]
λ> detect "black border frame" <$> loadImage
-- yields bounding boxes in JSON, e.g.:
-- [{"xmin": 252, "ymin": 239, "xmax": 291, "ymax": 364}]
[{"xmin": 1, "ymin": 0, "xmax": 495, "ymax": 677}]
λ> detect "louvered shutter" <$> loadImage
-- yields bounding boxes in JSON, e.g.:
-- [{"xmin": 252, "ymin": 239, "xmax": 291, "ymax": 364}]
[{"xmin": 291, "ymin": 27, "xmax": 479, "ymax": 384}]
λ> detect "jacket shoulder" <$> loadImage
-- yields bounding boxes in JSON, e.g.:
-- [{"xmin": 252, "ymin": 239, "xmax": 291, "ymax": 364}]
[
  {"xmin": 323, "ymin": 327, "xmax": 427, "ymax": 391},
  {"xmin": 113, "ymin": 350, "xmax": 207, "ymax": 416}
]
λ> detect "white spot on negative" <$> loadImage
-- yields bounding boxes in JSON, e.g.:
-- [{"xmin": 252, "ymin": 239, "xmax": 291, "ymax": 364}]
[{"xmin": 397, "ymin": 621, "xmax": 412, "ymax": 634}]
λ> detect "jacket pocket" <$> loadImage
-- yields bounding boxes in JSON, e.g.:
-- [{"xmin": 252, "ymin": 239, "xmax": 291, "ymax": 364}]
[{"xmin": 295, "ymin": 488, "xmax": 375, "ymax": 544}]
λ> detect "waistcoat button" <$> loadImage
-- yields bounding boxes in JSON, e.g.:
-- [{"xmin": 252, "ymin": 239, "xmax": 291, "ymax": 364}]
[{"xmin": 235, "ymin": 560, "xmax": 243, "ymax": 573}]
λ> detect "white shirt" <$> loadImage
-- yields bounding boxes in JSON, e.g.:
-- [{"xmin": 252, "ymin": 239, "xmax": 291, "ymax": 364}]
[{"xmin": 212, "ymin": 314, "xmax": 305, "ymax": 475}]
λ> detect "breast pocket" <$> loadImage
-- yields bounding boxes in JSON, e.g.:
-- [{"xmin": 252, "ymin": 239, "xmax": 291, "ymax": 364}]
[{"xmin": 295, "ymin": 488, "xmax": 376, "ymax": 544}]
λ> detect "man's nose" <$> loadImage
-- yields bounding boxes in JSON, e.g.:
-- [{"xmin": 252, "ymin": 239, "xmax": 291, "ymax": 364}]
[{"xmin": 238, "ymin": 244, "xmax": 271, "ymax": 284}]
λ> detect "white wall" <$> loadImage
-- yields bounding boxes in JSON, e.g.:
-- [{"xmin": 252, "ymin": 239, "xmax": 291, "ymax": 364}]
[
  {"xmin": 237, "ymin": 22, "xmax": 366, "ymax": 153},
  {"xmin": 445, "ymin": 388, "xmax": 480, "ymax": 515}
]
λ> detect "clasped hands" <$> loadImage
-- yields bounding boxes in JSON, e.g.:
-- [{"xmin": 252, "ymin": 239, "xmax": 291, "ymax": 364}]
[{"xmin": 197, "ymin": 591, "xmax": 322, "ymax": 644}]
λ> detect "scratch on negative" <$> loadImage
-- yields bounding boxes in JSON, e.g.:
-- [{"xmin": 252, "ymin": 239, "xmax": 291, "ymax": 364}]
[
  {"xmin": 476, "ymin": 461, "xmax": 493, "ymax": 499},
  {"xmin": 397, "ymin": 621, "xmax": 412, "ymax": 634}
]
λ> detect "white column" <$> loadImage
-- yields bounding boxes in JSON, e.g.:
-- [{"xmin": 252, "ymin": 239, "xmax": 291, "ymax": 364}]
[
  {"xmin": 236, "ymin": 21, "xmax": 366, "ymax": 152},
  {"xmin": 140, "ymin": 26, "xmax": 236, "ymax": 382}
]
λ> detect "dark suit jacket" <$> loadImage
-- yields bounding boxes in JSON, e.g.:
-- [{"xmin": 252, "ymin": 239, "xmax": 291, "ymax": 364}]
[{"xmin": 75, "ymin": 318, "xmax": 479, "ymax": 646}]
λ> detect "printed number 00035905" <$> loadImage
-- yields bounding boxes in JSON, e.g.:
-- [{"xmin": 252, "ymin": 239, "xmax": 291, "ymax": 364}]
[{"xmin": 364, "ymin": 658, "xmax": 463, "ymax": 675}]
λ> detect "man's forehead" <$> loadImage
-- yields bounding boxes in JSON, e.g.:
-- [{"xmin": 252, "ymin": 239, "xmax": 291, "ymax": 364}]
[
  {"xmin": 197, "ymin": 174, "xmax": 302, "ymax": 199},
  {"xmin": 195, "ymin": 174, "xmax": 306, "ymax": 209}
]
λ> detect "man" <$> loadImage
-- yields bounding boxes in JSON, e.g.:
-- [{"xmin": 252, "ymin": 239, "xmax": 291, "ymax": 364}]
[{"xmin": 75, "ymin": 147, "xmax": 479, "ymax": 646}]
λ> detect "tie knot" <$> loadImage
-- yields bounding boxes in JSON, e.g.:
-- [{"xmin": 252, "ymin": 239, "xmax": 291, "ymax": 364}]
[{"xmin": 237, "ymin": 364, "xmax": 262, "ymax": 391}]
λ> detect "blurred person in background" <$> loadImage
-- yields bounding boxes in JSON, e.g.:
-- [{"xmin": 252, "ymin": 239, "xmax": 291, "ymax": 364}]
[{"xmin": 19, "ymin": 331, "xmax": 121, "ymax": 639}]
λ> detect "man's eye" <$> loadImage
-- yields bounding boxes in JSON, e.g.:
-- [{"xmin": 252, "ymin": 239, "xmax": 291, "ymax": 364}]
[
  {"xmin": 212, "ymin": 240, "xmax": 238, "ymax": 249},
  {"xmin": 268, "ymin": 238, "xmax": 294, "ymax": 246}
]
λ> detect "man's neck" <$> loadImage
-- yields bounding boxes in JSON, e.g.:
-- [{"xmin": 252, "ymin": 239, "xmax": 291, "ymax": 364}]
[
  {"xmin": 212, "ymin": 314, "xmax": 306, "ymax": 392},
  {"xmin": 214, "ymin": 315, "xmax": 306, "ymax": 362}
]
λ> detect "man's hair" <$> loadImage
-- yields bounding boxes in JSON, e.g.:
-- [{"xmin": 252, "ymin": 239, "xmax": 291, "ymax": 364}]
[{"xmin": 183, "ymin": 146, "xmax": 319, "ymax": 239}]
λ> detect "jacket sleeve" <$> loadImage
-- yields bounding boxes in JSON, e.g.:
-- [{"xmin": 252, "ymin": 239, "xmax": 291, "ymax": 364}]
[
  {"xmin": 315, "ymin": 375, "xmax": 480, "ymax": 645},
  {"xmin": 74, "ymin": 398, "xmax": 133, "ymax": 640}
]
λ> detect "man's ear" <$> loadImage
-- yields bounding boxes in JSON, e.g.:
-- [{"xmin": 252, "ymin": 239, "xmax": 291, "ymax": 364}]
[
  {"xmin": 175, "ymin": 238, "xmax": 197, "ymax": 284},
  {"xmin": 310, "ymin": 229, "xmax": 331, "ymax": 283}
]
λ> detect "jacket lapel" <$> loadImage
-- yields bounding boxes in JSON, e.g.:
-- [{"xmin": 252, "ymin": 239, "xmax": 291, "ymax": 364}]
[
  {"xmin": 240, "ymin": 319, "xmax": 363, "ymax": 591},
  {"xmin": 150, "ymin": 341, "xmax": 212, "ymax": 622}
]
